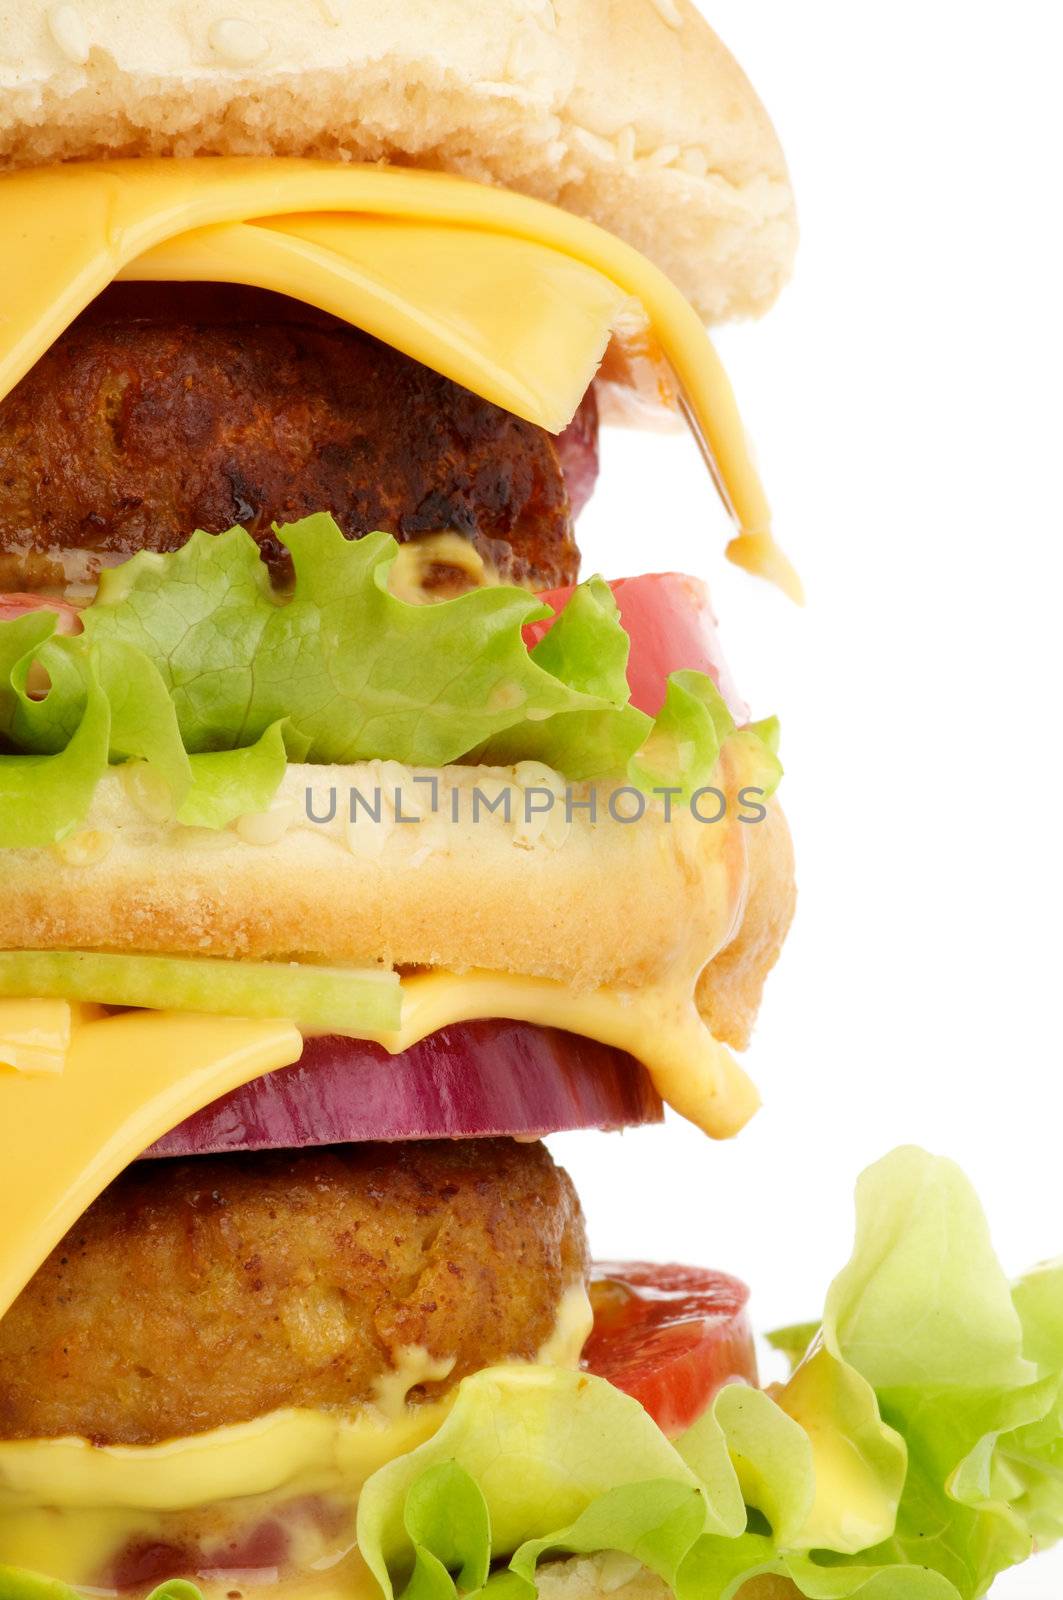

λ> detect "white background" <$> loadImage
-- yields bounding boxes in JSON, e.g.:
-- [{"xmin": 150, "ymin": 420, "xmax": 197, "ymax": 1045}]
[{"xmin": 555, "ymin": 4, "xmax": 1063, "ymax": 1594}]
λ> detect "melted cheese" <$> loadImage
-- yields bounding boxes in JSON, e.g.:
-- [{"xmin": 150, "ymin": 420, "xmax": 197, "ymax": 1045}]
[
  {"xmin": 0, "ymin": 1396, "xmax": 445, "ymax": 1589},
  {"xmin": 0, "ymin": 158, "xmax": 799, "ymax": 596},
  {"xmin": 0, "ymin": 1294, "xmax": 591, "ymax": 1593},
  {"xmin": 0, "ymin": 973, "xmax": 753, "ymax": 1320},
  {"xmin": 0, "ymin": 1013, "xmax": 302, "ymax": 1321},
  {"xmin": 388, "ymin": 969, "xmax": 758, "ymax": 1142}
]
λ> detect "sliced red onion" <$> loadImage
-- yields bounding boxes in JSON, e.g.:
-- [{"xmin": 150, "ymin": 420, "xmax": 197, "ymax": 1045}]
[{"xmin": 142, "ymin": 1021, "xmax": 663, "ymax": 1159}]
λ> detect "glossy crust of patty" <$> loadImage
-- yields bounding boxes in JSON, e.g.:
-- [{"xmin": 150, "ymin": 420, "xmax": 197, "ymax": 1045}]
[
  {"xmin": 0, "ymin": 1138, "xmax": 587, "ymax": 1447},
  {"xmin": 0, "ymin": 284, "xmax": 581, "ymax": 594}
]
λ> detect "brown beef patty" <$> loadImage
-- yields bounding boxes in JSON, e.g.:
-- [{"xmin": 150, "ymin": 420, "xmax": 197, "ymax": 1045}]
[
  {"xmin": 0, "ymin": 283, "xmax": 589, "ymax": 596},
  {"xmin": 0, "ymin": 1137, "xmax": 587, "ymax": 1446}
]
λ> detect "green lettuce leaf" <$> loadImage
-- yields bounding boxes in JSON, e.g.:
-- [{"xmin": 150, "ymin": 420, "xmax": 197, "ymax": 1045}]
[
  {"xmin": 995, "ymin": 1262, "xmax": 1063, "ymax": 1548},
  {"xmin": 800, "ymin": 1150, "xmax": 1040, "ymax": 1597},
  {"xmin": 472, "ymin": 574, "xmax": 654, "ymax": 782},
  {"xmin": 82, "ymin": 518, "xmax": 614, "ymax": 762},
  {"xmin": 627, "ymin": 670, "xmax": 735, "ymax": 799},
  {"xmin": 523, "ymin": 575, "xmax": 631, "ymax": 699},
  {"xmin": 0, "ymin": 517, "xmax": 777, "ymax": 843},
  {"xmin": 0, "ymin": 611, "xmax": 195, "ymax": 841},
  {"xmin": 0, "ymin": 667, "xmax": 111, "ymax": 847},
  {"xmin": 179, "ymin": 720, "xmax": 301, "ymax": 829},
  {"xmin": 0, "ymin": 611, "xmax": 60, "ymax": 734},
  {"xmin": 766, "ymin": 1323, "xmax": 821, "ymax": 1373},
  {"xmin": 764, "ymin": 1150, "xmax": 1063, "ymax": 1600},
  {"xmin": 355, "ymin": 1149, "xmax": 1063, "ymax": 1600},
  {"xmin": 356, "ymin": 1364, "xmax": 710, "ymax": 1598},
  {"xmin": 476, "ymin": 591, "xmax": 775, "ymax": 802}
]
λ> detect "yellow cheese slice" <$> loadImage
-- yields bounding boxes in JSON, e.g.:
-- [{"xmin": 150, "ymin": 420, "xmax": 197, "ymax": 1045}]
[
  {"xmin": 127, "ymin": 217, "xmax": 632, "ymax": 435},
  {"xmin": 0, "ymin": 1012, "xmax": 302, "ymax": 1321},
  {"xmin": 0, "ymin": 158, "xmax": 799, "ymax": 595},
  {"xmin": 0, "ymin": 969, "xmax": 754, "ymax": 1318}
]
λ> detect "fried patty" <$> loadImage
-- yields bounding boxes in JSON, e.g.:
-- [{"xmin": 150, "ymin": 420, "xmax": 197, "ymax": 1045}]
[
  {"xmin": 0, "ymin": 1138, "xmax": 587, "ymax": 1446},
  {"xmin": 0, "ymin": 284, "xmax": 583, "ymax": 595}
]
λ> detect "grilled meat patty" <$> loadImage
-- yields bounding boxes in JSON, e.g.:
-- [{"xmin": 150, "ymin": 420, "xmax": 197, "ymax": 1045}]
[
  {"xmin": 0, "ymin": 283, "xmax": 590, "ymax": 596},
  {"xmin": 0, "ymin": 1137, "xmax": 587, "ymax": 1446}
]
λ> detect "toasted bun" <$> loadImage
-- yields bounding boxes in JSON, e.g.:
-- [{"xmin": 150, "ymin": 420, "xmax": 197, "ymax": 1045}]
[
  {"xmin": 0, "ymin": 0, "xmax": 795, "ymax": 324},
  {"xmin": 697, "ymin": 786, "xmax": 796, "ymax": 1049},
  {"xmin": 0, "ymin": 761, "xmax": 793, "ymax": 1044}
]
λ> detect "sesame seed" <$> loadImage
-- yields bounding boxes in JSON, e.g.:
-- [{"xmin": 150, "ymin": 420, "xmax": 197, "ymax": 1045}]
[
  {"xmin": 571, "ymin": 126, "xmax": 617, "ymax": 163},
  {"xmin": 615, "ymin": 126, "xmax": 637, "ymax": 163},
  {"xmin": 525, "ymin": 0, "xmax": 558, "ymax": 27},
  {"xmin": 47, "ymin": 4, "xmax": 90, "ymax": 65},
  {"xmin": 208, "ymin": 17, "xmax": 270, "ymax": 66},
  {"xmin": 53, "ymin": 829, "xmax": 112, "ymax": 868},
  {"xmin": 646, "ymin": 0, "xmax": 683, "ymax": 28}
]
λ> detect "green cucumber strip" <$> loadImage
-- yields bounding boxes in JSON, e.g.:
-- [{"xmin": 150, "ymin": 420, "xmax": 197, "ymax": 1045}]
[{"xmin": 0, "ymin": 951, "xmax": 400, "ymax": 1036}]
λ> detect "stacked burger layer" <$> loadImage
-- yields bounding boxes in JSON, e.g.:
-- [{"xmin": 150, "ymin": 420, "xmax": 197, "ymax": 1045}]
[{"xmin": 0, "ymin": 4, "xmax": 1060, "ymax": 1598}]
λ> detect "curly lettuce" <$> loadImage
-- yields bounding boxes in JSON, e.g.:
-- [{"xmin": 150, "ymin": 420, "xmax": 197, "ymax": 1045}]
[
  {"xmin": 1, "ymin": 1150, "xmax": 1059, "ymax": 1600},
  {"xmin": 364, "ymin": 1149, "xmax": 1063, "ymax": 1600},
  {"xmin": 0, "ymin": 517, "xmax": 777, "ymax": 846}
]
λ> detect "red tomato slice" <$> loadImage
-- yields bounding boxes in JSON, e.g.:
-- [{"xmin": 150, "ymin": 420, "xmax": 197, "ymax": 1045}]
[
  {"xmin": 525, "ymin": 574, "xmax": 747, "ymax": 721},
  {"xmin": 0, "ymin": 593, "xmax": 81, "ymax": 633},
  {"xmin": 583, "ymin": 1261, "xmax": 757, "ymax": 1436}
]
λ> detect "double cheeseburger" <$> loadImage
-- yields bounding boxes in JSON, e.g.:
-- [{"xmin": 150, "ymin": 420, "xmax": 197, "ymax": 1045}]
[{"xmin": 0, "ymin": 6, "xmax": 1060, "ymax": 1600}]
